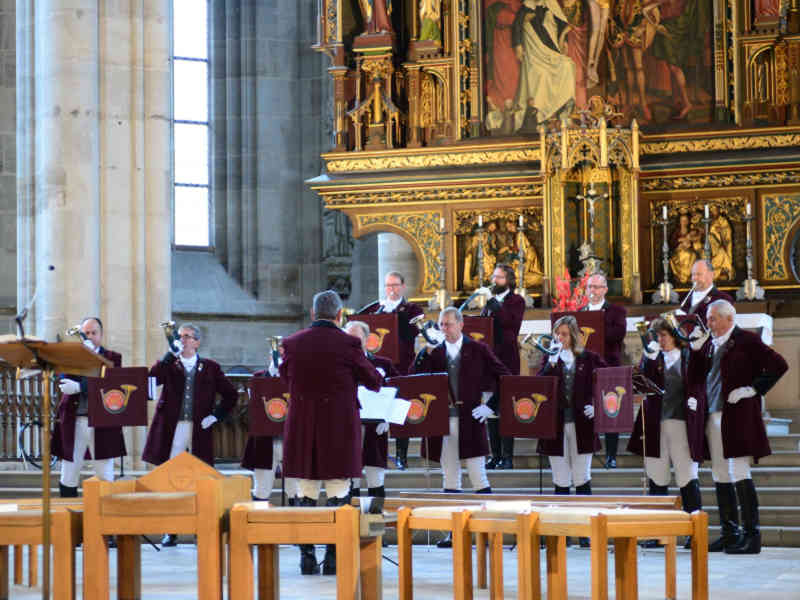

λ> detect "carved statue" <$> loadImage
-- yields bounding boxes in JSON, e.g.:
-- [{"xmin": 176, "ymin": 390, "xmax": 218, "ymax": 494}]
[
  {"xmin": 504, "ymin": 220, "xmax": 545, "ymax": 287},
  {"xmin": 708, "ymin": 205, "xmax": 735, "ymax": 280},
  {"xmin": 462, "ymin": 221, "xmax": 499, "ymax": 289},
  {"xmin": 358, "ymin": 0, "xmax": 394, "ymax": 34},
  {"xmin": 419, "ymin": 0, "xmax": 442, "ymax": 43},
  {"xmin": 669, "ymin": 212, "xmax": 702, "ymax": 283}
]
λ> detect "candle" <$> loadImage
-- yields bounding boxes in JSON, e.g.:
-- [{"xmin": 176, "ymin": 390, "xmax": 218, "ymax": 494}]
[
  {"xmin": 746, "ymin": 203, "xmax": 751, "ymax": 216},
  {"xmin": 439, "ymin": 217, "xmax": 445, "ymax": 230},
  {"xmin": 519, "ymin": 214, "xmax": 524, "ymax": 227},
  {"xmin": 704, "ymin": 204, "xmax": 709, "ymax": 219},
  {"xmin": 662, "ymin": 205, "xmax": 667, "ymax": 220},
  {"xmin": 478, "ymin": 215, "xmax": 483, "ymax": 227}
]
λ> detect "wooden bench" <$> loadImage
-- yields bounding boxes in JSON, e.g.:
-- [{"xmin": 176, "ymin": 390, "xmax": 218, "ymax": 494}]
[
  {"xmin": 82, "ymin": 452, "xmax": 250, "ymax": 600},
  {"xmin": 229, "ymin": 502, "xmax": 377, "ymax": 600}
]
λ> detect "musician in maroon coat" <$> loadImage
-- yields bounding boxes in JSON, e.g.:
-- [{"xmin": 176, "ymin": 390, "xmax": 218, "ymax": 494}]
[
  {"xmin": 279, "ymin": 290, "xmax": 383, "ymax": 576},
  {"xmin": 537, "ymin": 315, "xmax": 606, "ymax": 504},
  {"xmin": 677, "ymin": 259, "xmax": 734, "ymax": 326},
  {"xmin": 478, "ymin": 264, "xmax": 525, "ymax": 470},
  {"xmin": 52, "ymin": 317, "xmax": 125, "ymax": 498},
  {"xmin": 344, "ymin": 320, "xmax": 400, "ymax": 498},
  {"xmin": 581, "ymin": 272, "xmax": 627, "ymax": 468},
  {"xmin": 690, "ymin": 299, "xmax": 787, "ymax": 554},
  {"xmin": 361, "ymin": 271, "xmax": 424, "ymax": 469}
]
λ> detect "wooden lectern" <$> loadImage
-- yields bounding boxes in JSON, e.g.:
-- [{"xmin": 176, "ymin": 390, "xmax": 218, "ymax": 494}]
[{"xmin": 0, "ymin": 339, "xmax": 111, "ymax": 600}]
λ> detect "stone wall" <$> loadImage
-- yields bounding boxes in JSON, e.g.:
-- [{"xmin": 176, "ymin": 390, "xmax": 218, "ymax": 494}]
[{"xmin": 0, "ymin": 0, "xmax": 14, "ymax": 309}]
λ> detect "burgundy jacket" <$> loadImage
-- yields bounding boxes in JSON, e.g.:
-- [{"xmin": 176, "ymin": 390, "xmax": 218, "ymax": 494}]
[
  {"xmin": 411, "ymin": 336, "xmax": 510, "ymax": 461},
  {"xmin": 627, "ymin": 348, "xmax": 708, "ymax": 463},
  {"xmin": 481, "ymin": 291, "xmax": 525, "ymax": 375},
  {"xmin": 582, "ymin": 301, "xmax": 627, "ymax": 367},
  {"xmin": 52, "ymin": 348, "xmax": 126, "ymax": 462},
  {"xmin": 142, "ymin": 355, "xmax": 238, "ymax": 466},
  {"xmin": 536, "ymin": 350, "xmax": 606, "ymax": 456},
  {"xmin": 362, "ymin": 354, "xmax": 399, "ymax": 468},
  {"xmin": 695, "ymin": 326, "xmax": 787, "ymax": 461},
  {"xmin": 241, "ymin": 369, "xmax": 274, "ymax": 471},
  {"xmin": 279, "ymin": 320, "xmax": 382, "ymax": 480},
  {"xmin": 362, "ymin": 298, "xmax": 424, "ymax": 375},
  {"xmin": 680, "ymin": 286, "xmax": 734, "ymax": 327}
]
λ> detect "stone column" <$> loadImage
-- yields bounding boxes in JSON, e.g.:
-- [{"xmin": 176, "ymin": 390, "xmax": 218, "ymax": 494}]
[
  {"xmin": 377, "ymin": 233, "xmax": 420, "ymax": 297},
  {"xmin": 17, "ymin": 1, "xmax": 171, "ymax": 468}
]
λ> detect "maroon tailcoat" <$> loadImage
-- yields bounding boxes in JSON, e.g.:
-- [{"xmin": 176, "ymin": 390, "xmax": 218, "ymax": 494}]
[
  {"xmin": 481, "ymin": 291, "xmax": 525, "ymax": 375},
  {"xmin": 279, "ymin": 320, "xmax": 382, "ymax": 480},
  {"xmin": 627, "ymin": 348, "xmax": 708, "ymax": 463},
  {"xmin": 582, "ymin": 301, "xmax": 627, "ymax": 367},
  {"xmin": 411, "ymin": 336, "xmax": 511, "ymax": 461},
  {"xmin": 536, "ymin": 350, "xmax": 606, "ymax": 456},
  {"xmin": 696, "ymin": 326, "xmax": 787, "ymax": 461},
  {"xmin": 362, "ymin": 354, "xmax": 399, "ymax": 468},
  {"xmin": 142, "ymin": 355, "xmax": 238, "ymax": 466},
  {"xmin": 241, "ymin": 369, "xmax": 274, "ymax": 471},
  {"xmin": 680, "ymin": 286, "xmax": 734, "ymax": 326},
  {"xmin": 52, "ymin": 348, "xmax": 126, "ymax": 462},
  {"xmin": 362, "ymin": 298, "xmax": 424, "ymax": 375}
]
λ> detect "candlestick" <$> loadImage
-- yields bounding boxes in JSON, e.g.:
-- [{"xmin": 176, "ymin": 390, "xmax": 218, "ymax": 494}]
[
  {"xmin": 519, "ymin": 214, "xmax": 523, "ymax": 227},
  {"xmin": 746, "ymin": 203, "xmax": 751, "ymax": 216},
  {"xmin": 737, "ymin": 210, "xmax": 765, "ymax": 301},
  {"xmin": 704, "ymin": 204, "xmax": 709, "ymax": 219},
  {"xmin": 651, "ymin": 211, "xmax": 678, "ymax": 304},
  {"xmin": 478, "ymin": 215, "xmax": 483, "ymax": 227},
  {"xmin": 662, "ymin": 205, "xmax": 667, "ymax": 220}
]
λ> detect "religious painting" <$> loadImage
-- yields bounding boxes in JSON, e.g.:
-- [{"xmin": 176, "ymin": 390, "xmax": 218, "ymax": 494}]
[
  {"xmin": 454, "ymin": 208, "xmax": 544, "ymax": 292},
  {"xmin": 481, "ymin": 0, "xmax": 715, "ymax": 134},
  {"xmin": 753, "ymin": 0, "xmax": 782, "ymax": 27},
  {"xmin": 650, "ymin": 199, "xmax": 751, "ymax": 289}
]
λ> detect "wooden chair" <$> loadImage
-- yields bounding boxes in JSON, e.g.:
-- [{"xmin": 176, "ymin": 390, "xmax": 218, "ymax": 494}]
[
  {"xmin": 229, "ymin": 502, "xmax": 370, "ymax": 600},
  {"xmin": 0, "ymin": 505, "xmax": 82, "ymax": 600},
  {"xmin": 82, "ymin": 451, "xmax": 250, "ymax": 600}
]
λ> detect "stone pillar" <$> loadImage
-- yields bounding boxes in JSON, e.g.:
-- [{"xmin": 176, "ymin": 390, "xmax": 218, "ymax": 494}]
[
  {"xmin": 17, "ymin": 1, "xmax": 171, "ymax": 468},
  {"xmin": 0, "ymin": 0, "xmax": 15, "ymax": 309},
  {"xmin": 378, "ymin": 233, "xmax": 420, "ymax": 297}
]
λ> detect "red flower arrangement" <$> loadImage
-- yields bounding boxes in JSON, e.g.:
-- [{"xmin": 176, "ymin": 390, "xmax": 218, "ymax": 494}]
[{"xmin": 553, "ymin": 269, "xmax": 590, "ymax": 312}]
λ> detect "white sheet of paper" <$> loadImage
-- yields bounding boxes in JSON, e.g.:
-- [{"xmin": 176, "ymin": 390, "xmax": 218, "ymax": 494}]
[
  {"xmin": 0, "ymin": 504, "xmax": 19, "ymax": 513},
  {"xmin": 387, "ymin": 397, "xmax": 411, "ymax": 425},
  {"xmin": 358, "ymin": 386, "xmax": 403, "ymax": 421}
]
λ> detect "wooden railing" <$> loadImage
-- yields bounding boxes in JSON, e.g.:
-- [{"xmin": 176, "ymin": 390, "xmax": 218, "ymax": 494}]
[{"xmin": 0, "ymin": 367, "xmax": 56, "ymax": 464}]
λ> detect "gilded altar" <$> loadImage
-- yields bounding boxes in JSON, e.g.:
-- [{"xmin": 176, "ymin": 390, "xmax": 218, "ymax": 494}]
[{"xmin": 310, "ymin": 0, "xmax": 800, "ymax": 303}]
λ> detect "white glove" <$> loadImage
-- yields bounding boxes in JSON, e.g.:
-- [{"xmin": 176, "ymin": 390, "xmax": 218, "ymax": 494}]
[
  {"xmin": 82, "ymin": 338, "xmax": 96, "ymax": 352},
  {"xmin": 425, "ymin": 326, "xmax": 445, "ymax": 350},
  {"xmin": 267, "ymin": 358, "xmax": 280, "ymax": 377},
  {"xmin": 58, "ymin": 379, "xmax": 81, "ymax": 396},
  {"xmin": 170, "ymin": 339, "xmax": 184, "ymax": 356},
  {"xmin": 727, "ymin": 386, "xmax": 757, "ymax": 405},
  {"xmin": 201, "ymin": 415, "xmax": 218, "ymax": 429},
  {"xmin": 687, "ymin": 397, "xmax": 698, "ymax": 411},
  {"xmin": 547, "ymin": 342, "xmax": 563, "ymax": 365},
  {"xmin": 674, "ymin": 309, "xmax": 687, "ymax": 316},
  {"xmin": 376, "ymin": 367, "xmax": 386, "ymax": 378},
  {"xmin": 471, "ymin": 404, "xmax": 495, "ymax": 423},
  {"xmin": 643, "ymin": 340, "xmax": 659, "ymax": 360},
  {"xmin": 583, "ymin": 405, "xmax": 595, "ymax": 419},
  {"xmin": 476, "ymin": 286, "xmax": 493, "ymax": 299},
  {"xmin": 376, "ymin": 421, "xmax": 390, "ymax": 435},
  {"xmin": 688, "ymin": 328, "xmax": 710, "ymax": 351}
]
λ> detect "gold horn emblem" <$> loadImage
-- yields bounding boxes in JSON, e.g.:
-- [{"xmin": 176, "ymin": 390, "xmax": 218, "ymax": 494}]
[
  {"xmin": 468, "ymin": 332, "xmax": 485, "ymax": 342},
  {"xmin": 406, "ymin": 393, "xmax": 436, "ymax": 424},
  {"xmin": 602, "ymin": 386, "xmax": 626, "ymax": 418},
  {"xmin": 264, "ymin": 392, "xmax": 290, "ymax": 422},
  {"xmin": 366, "ymin": 328, "xmax": 390, "ymax": 353},
  {"xmin": 579, "ymin": 326, "xmax": 596, "ymax": 347},
  {"xmin": 101, "ymin": 384, "xmax": 137, "ymax": 415},
  {"xmin": 513, "ymin": 393, "xmax": 548, "ymax": 423}
]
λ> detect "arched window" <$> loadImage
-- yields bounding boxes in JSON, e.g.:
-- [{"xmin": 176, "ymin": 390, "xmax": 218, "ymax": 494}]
[{"xmin": 173, "ymin": 0, "xmax": 210, "ymax": 247}]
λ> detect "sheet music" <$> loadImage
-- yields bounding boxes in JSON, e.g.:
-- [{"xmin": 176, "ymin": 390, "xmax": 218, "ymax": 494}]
[{"xmin": 358, "ymin": 386, "xmax": 411, "ymax": 424}]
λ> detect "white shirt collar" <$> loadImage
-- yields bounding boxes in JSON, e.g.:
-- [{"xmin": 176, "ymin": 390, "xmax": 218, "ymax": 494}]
[
  {"xmin": 663, "ymin": 348, "xmax": 681, "ymax": 370},
  {"xmin": 691, "ymin": 286, "xmax": 711, "ymax": 307},
  {"xmin": 587, "ymin": 300, "xmax": 605, "ymax": 311},
  {"xmin": 180, "ymin": 354, "xmax": 198, "ymax": 371},
  {"xmin": 712, "ymin": 326, "xmax": 734, "ymax": 351},
  {"xmin": 445, "ymin": 335, "xmax": 464, "ymax": 360},
  {"xmin": 494, "ymin": 288, "xmax": 510, "ymax": 302},
  {"xmin": 559, "ymin": 348, "xmax": 574, "ymax": 366},
  {"xmin": 381, "ymin": 297, "xmax": 403, "ymax": 312}
]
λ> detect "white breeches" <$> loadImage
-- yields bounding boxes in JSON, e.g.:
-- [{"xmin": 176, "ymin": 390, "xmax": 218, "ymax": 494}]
[
  {"xmin": 644, "ymin": 418, "xmax": 699, "ymax": 488},
  {"xmin": 59, "ymin": 417, "xmax": 114, "ymax": 487},
  {"xmin": 440, "ymin": 416, "xmax": 490, "ymax": 491},
  {"xmin": 548, "ymin": 422, "xmax": 592, "ymax": 488},
  {"xmin": 353, "ymin": 424, "xmax": 386, "ymax": 489},
  {"xmin": 169, "ymin": 421, "xmax": 193, "ymax": 459},
  {"xmin": 297, "ymin": 478, "xmax": 351, "ymax": 500},
  {"xmin": 252, "ymin": 438, "xmax": 286, "ymax": 499},
  {"xmin": 706, "ymin": 411, "xmax": 752, "ymax": 483}
]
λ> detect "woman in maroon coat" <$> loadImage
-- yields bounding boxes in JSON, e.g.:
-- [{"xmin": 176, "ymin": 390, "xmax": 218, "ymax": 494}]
[{"xmin": 537, "ymin": 315, "xmax": 605, "ymax": 502}]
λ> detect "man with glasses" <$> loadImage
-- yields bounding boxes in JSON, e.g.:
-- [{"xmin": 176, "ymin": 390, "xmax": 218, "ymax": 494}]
[
  {"xmin": 677, "ymin": 259, "xmax": 733, "ymax": 326},
  {"xmin": 581, "ymin": 273, "xmax": 627, "ymax": 468},
  {"xmin": 361, "ymin": 271, "xmax": 424, "ymax": 469},
  {"xmin": 142, "ymin": 323, "xmax": 238, "ymax": 546}
]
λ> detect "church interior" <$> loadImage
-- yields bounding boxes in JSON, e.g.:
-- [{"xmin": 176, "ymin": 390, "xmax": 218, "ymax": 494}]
[{"xmin": 2, "ymin": 0, "xmax": 800, "ymax": 598}]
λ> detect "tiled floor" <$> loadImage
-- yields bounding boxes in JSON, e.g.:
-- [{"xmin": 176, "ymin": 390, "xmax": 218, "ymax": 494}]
[{"xmin": 12, "ymin": 542, "xmax": 800, "ymax": 598}]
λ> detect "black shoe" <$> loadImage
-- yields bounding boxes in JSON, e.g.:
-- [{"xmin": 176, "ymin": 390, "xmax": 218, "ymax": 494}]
[
  {"xmin": 605, "ymin": 457, "xmax": 617, "ymax": 469},
  {"xmin": 395, "ymin": 456, "xmax": 407, "ymax": 470},
  {"xmin": 709, "ymin": 482, "xmax": 742, "ymax": 552},
  {"xmin": 497, "ymin": 457, "xmax": 513, "ymax": 470},
  {"xmin": 106, "ymin": 535, "xmax": 117, "ymax": 549},
  {"xmin": 579, "ymin": 537, "xmax": 590, "ymax": 548},
  {"xmin": 437, "ymin": 533, "xmax": 452, "ymax": 548},
  {"xmin": 59, "ymin": 483, "xmax": 79, "ymax": 498},
  {"xmin": 640, "ymin": 539, "xmax": 662, "ymax": 549},
  {"xmin": 485, "ymin": 456, "xmax": 500, "ymax": 470},
  {"xmin": 395, "ymin": 438, "xmax": 409, "ymax": 470},
  {"xmin": 726, "ymin": 479, "xmax": 761, "ymax": 555},
  {"xmin": 322, "ymin": 544, "xmax": 336, "ymax": 575},
  {"xmin": 299, "ymin": 545, "xmax": 319, "ymax": 575},
  {"xmin": 160, "ymin": 534, "xmax": 178, "ymax": 547}
]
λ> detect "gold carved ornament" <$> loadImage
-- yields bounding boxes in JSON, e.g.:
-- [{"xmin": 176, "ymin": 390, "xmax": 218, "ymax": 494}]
[
  {"xmin": 642, "ymin": 170, "xmax": 800, "ymax": 191},
  {"xmin": 763, "ymin": 193, "xmax": 800, "ymax": 280},
  {"xmin": 320, "ymin": 183, "xmax": 543, "ymax": 207},
  {"xmin": 641, "ymin": 133, "xmax": 800, "ymax": 155},
  {"xmin": 324, "ymin": 147, "xmax": 541, "ymax": 173}
]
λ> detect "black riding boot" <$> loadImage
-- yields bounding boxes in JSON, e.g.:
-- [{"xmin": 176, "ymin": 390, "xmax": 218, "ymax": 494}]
[
  {"xmin": 604, "ymin": 433, "xmax": 618, "ymax": 468},
  {"xmin": 59, "ymin": 483, "xmax": 79, "ymax": 498},
  {"xmin": 575, "ymin": 482, "xmax": 592, "ymax": 547},
  {"xmin": 499, "ymin": 437, "xmax": 514, "ymax": 469},
  {"xmin": 709, "ymin": 482, "xmax": 742, "ymax": 552},
  {"xmin": 727, "ymin": 479, "xmax": 761, "ymax": 554},
  {"xmin": 680, "ymin": 478, "xmax": 703, "ymax": 548},
  {"xmin": 554, "ymin": 485, "xmax": 571, "ymax": 495},
  {"xmin": 323, "ymin": 496, "xmax": 348, "ymax": 574},
  {"xmin": 476, "ymin": 486, "xmax": 492, "ymax": 494},
  {"xmin": 299, "ymin": 497, "xmax": 320, "ymax": 575},
  {"xmin": 437, "ymin": 489, "xmax": 461, "ymax": 548},
  {"xmin": 367, "ymin": 486, "xmax": 386, "ymax": 497},
  {"xmin": 395, "ymin": 437, "xmax": 409, "ymax": 470},
  {"xmin": 486, "ymin": 419, "xmax": 502, "ymax": 469},
  {"xmin": 641, "ymin": 479, "xmax": 669, "ymax": 548}
]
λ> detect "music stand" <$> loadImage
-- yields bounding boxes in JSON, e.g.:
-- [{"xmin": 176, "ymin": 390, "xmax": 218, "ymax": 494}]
[{"xmin": 0, "ymin": 339, "xmax": 111, "ymax": 600}]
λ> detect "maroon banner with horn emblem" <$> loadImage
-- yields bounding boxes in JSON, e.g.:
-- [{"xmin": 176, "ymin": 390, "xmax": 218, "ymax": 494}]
[
  {"xmin": 249, "ymin": 377, "xmax": 290, "ymax": 436},
  {"xmin": 87, "ymin": 367, "xmax": 149, "ymax": 427},
  {"xmin": 462, "ymin": 315, "xmax": 494, "ymax": 348},
  {"xmin": 550, "ymin": 311, "xmax": 605, "ymax": 357},
  {"xmin": 348, "ymin": 313, "xmax": 400, "ymax": 364},
  {"xmin": 386, "ymin": 373, "xmax": 450, "ymax": 438},
  {"xmin": 592, "ymin": 366, "xmax": 634, "ymax": 433},
  {"xmin": 499, "ymin": 375, "xmax": 559, "ymax": 439}
]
